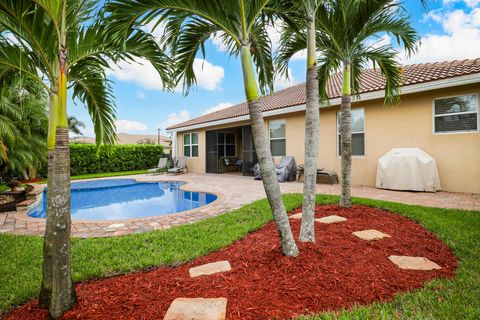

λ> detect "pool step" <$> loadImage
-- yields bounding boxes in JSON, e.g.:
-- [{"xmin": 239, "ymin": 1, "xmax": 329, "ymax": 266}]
[
  {"xmin": 25, "ymin": 184, "xmax": 43, "ymax": 200},
  {"xmin": 16, "ymin": 199, "xmax": 37, "ymax": 210},
  {"xmin": 16, "ymin": 184, "xmax": 44, "ymax": 212}
]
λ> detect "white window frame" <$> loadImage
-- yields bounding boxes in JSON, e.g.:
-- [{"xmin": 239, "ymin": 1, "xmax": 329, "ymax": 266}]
[
  {"xmin": 336, "ymin": 108, "xmax": 365, "ymax": 157},
  {"xmin": 432, "ymin": 93, "xmax": 479, "ymax": 135},
  {"xmin": 183, "ymin": 132, "xmax": 199, "ymax": 158},
  {"xmin": 218, "ymin": 132, "xmax": 236, "ymax": 157},
  {"xmin": 269, "ymin": 119, "xmax": 286, "ymax": 156}
]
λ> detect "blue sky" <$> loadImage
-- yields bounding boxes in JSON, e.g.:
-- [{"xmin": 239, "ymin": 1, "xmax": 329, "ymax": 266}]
[{"xmin": 70, "ymin": 0, "xmax": 480, "ymax": 137}]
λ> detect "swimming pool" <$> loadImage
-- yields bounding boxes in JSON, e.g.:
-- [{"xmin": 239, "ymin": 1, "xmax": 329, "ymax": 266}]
[{"xmin": 28, "ymin": 179, "xmax": 217, "ymax": 220}]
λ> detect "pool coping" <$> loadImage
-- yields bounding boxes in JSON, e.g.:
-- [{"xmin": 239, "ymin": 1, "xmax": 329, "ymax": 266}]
[{"xmin": 6, "ymin": 176, "xmax": 226, "ymax": 235}]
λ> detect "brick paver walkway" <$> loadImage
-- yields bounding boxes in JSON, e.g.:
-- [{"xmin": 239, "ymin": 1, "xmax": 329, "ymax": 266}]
[{"xmin": 1, "ymin": 173, "xmax": 478, "ymax": 237}]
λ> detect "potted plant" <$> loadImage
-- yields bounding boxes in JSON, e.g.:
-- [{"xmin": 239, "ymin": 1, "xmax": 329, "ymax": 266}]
[{"xmin": 7, "ymin": 179, "xmax": 21, "ymax": 191}]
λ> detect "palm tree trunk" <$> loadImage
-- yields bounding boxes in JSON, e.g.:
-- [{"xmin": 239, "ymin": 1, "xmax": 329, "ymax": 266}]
[
  {"xmin": 39, "ymin": 4, "xmax": 77, "ymax": 318},
  {"xmin": 340, "ymin": 62, "xmax": 352, "ymax": 208},
  {"xmin": 240, "ymin": 45, "xmax": 298, "ymax": 257},
  {"xmin": 299, "ymin": 13, "xmax": 319, "ymax": 242}
]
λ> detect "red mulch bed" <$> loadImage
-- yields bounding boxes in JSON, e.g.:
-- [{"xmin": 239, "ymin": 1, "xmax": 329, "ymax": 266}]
[
  {"xmin": 18, "ymin": 178, "xmax": 43, "ymax": 184},
  {"xmin": 5, "ymin": 204, "xmax": 457, "ymax": 320}
]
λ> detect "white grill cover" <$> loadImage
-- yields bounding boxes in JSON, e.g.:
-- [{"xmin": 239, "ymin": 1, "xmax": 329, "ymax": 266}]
[{"xmin": 376, "ymin": 148, "xmax": 441, "ymax": 192}]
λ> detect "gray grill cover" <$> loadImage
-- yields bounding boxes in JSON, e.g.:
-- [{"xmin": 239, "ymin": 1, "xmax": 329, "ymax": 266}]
[{"xmin": 254, "ymin": 156, "xmax": 297, "ymax": 182}]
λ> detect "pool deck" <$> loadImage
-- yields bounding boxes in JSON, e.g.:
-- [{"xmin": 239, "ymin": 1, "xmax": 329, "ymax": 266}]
[{"xmin": 1, "ymin": 173, "xmax": 479, "ymax": 237}]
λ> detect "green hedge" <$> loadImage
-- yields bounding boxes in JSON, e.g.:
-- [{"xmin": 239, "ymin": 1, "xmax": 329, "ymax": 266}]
[{"xmin": 69, "ymin": 144, "xmax": 164, "ymax": 176}]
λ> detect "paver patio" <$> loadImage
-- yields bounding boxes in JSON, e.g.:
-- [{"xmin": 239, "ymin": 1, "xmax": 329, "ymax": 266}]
[{"xmin": 1, "ymin": 173, "xmax": 479, "ymax": 237}]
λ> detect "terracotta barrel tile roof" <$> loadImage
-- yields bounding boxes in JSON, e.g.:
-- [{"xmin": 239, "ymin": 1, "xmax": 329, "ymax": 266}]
[{"xmin": 167, "ymin": 58, "xmax": 480, "ymax": 130}]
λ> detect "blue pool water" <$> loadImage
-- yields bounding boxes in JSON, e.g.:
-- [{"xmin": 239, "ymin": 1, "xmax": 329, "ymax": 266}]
[{"xmin": 28, "ymin": 179, "xmax": 217, "ymax": 220}]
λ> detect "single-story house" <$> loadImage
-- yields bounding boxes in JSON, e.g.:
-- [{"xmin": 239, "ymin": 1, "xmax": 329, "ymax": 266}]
[{"xmin": 167, "ymin": 59, "xmax": 480, "ymax": 194}]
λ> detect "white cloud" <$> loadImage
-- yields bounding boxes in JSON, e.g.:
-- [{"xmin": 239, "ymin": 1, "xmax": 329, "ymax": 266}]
[
  {"xmin": 210, "ymin": 21, "xmax": 282, "ymax": 53},
  {"xmin": 366, "ymin": 34, "xmax": 392, "ymax": 49},
  {"xmin": 210, "ymin": 32, "xmax": 229, "ymax": 52},
  {"xmin": 107, "ymin": 57, "xmax": 165, "ymax": 90},
  {"xmin": 291, "ymin": 49, "xmax": 307, "ymax": 61},
  {"xmin": 267, "ymin": 23, "xmax": 282, "ymax": 50},
  {"xmin": 107, "ymin": 57, "xmax": 224, "ymax": 91},
  {"xmin": 274, "ymin": 67, "xmax": 296, "ymax": 90},
  {"xmin": 202, "ymin": 102, "xmax": 234, "ymax": 115},
  {"xmin": 115, "ymin": 119, "xmax": 148, "ymax": 133},
  {"xmin": 403, "ymin": 7, "xmax": 480, "ymax": 63},
  {"xmin": 159, "ymin": 110, "xmax": 191, "ymax": 130},
  {"xmin": 443, "ymin": 0, "xmax": 480, "ymax": 8},
  {"xmin": 191, "ymin": 58, "xmax": 225, "ymax": 91},
  {"xmin": 142, "ymin": 18, "xmax": 167, "ymax": 39}
]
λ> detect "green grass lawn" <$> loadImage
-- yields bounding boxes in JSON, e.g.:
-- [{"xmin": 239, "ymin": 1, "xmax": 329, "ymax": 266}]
[{"xmin": 0, "ymin": 194, "xmax": 479, "ymax": 319}]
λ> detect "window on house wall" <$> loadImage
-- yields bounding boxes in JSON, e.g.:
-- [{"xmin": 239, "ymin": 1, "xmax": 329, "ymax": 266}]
[
  {"xmin": 217, "ymin": 132, "xmax": 236, "ymax": 157},
  {"xmin": 337, "ymin": 108, "xmax": 365, "ymax": 156},
  {"xmin": 433, "ymin": 94, "xmax": 479, "ymax": 133},
  {"xmin": 183, "ymin": 132, "xmax": 198, "ymax": 157},
  {"xmin": 269, "ymin": 119, "xmax": 286, "ymax": 156}
]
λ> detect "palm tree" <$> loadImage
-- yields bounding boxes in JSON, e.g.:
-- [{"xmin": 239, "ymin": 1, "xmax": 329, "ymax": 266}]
[
  {"xmin": 0, "ymin": 77, "xmax": 48, "ymax": 177},
  {"xmin": 276, "ymin": 0, "xmax": 323, "ymax": 243},
  {"xmin": 68, "ymin": 116, "xmax": 86, "ymax": 136},
  {"xmin": 315, "ymin": 0, "xmax": 418, "ymax": 207},
  {"xmin": 107, "ymin": 0, "xmax": 299, "ymax": 256},
  {"xmin": 0, "ymin": 1, "xmax": 171, "ymax": 318}
]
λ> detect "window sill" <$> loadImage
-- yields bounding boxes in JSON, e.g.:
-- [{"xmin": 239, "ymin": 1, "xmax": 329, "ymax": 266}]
[{"xmin": 433, "ymin": 130, "xmax": 479, "ymax": 136}]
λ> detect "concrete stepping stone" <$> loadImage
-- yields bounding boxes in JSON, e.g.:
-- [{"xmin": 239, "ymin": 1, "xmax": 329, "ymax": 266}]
[
  {"xmin": 388, "ymin": 255, "xmax": 442, "ymax": 270},
  {"xmin": 289, "ymin": 212, "xmax": 303, "ymax": 219},
  {"xmin": 164, "ymin": 298, "xmax": 227, "ymax": 320},
  {"xmin": 107, "ymin": 223, "xmax": 125, "ymax": 229},
  {"xmin": 315, "ymin": 215, "xmax": 347, "ymax": 224},
  {"xmin": 352, "ymin": 229, "xmax": 391, "ymax": 241},
  {"xmin": 189, "ymin": 260, "xmax": 231, "ymax": 278}
]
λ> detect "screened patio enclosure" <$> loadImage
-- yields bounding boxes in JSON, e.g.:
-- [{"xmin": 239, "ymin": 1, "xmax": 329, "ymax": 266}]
[{"xmin": 206, "ymin": 126, "xmax": 257, "ymax": 175}]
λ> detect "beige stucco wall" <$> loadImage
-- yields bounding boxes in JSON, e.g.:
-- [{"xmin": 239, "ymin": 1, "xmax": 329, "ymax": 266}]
[{"xmin": 175, "ymin": 84, "xmax": 480, "ymax": 194}]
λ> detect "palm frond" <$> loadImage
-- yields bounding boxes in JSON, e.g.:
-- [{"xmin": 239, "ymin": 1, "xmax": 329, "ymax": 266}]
[
  {"xmin": 0, "ymin": 0, "xmax": 57, "ymax": 80},
  {"xmin": 69, "ymin": 64, "xmax": 117, "ymax": 146},
  {"xmin": 250, "ymin": 20, "xmax": 274, "ymax": 94},
  {"xmin": 275, "ymin": 19, "xmax": 307, "ymax": 79},
  {"xmin": 314, "ymin": 0, "xmax": 418, "ymax": 104}
]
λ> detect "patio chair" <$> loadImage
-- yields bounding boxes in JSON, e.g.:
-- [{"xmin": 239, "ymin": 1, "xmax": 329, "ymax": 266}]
[
  {"xmin": 168, "ymin": 157, "xmax": 188, "ymax": 174},
  {"xmin": 148, "ymin": 157, "xmax": 168, "ymax": 174}
]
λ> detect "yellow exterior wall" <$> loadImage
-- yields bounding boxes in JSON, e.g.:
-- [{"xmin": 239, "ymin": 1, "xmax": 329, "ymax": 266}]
[{"xmin": 175, "ymin": 84, "xmax": 480, "ymax": 194}]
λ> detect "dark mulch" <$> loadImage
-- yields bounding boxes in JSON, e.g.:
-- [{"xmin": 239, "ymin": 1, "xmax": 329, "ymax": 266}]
[{"xmin": 5, "ymin": 205, "xmax": 457, "ymax": 320}]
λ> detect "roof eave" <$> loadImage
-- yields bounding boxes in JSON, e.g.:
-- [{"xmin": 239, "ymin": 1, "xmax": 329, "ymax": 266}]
[{"xmin": 167, "ymin": 73, "xmax": 480, "ymax": 133}]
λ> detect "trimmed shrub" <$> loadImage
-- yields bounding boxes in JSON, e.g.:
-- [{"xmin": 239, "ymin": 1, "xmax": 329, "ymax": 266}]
[{"xmin": 69, "ymin": 144, "xmax": 164, "ymax": 175}]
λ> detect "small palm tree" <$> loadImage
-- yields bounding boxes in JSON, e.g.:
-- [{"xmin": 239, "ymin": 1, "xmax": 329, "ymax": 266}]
[
  {"xmin": 0, "ymin": 77, "xmax": 48, "ymax": 176},
  {"xmin": 0, "ymin": 0, "xmax": 171, "ymax": 318},
  {"xmin": 276, "ymin": 0, "xmax": 324, "ymax": 243},
  {"xmin": 68, "ymin": 116, "xmax": 85, "ymax": 136},
  {"xmin": 315, "ymin": 0, "xmax": 418, "ymax": 207},
  {"xmin": 107, "ymin": 0, "xmax": 299, "ymax": 256}
]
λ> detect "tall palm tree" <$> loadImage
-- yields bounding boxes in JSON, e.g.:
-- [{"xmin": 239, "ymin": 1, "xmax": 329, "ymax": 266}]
[
  {"xmin": 276, "ymin": 0, "xmax": 323, "ymax": 243},
  {"xmin": 107, "ymin": 0, "xmax": 299, "ymax": 257},
  {"xmin": 315, "ymin": 0, "xmax": 418, "ymax": 207},
  {"xmin": 0, "ymin": 0, "xmax": 171, "ymax": 318}
]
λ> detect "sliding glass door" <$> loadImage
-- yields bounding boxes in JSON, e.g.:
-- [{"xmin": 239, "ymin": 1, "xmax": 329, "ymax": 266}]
[{"xmin": 242, "ymin": 126, "xmax": 257, "ymax": 176}]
